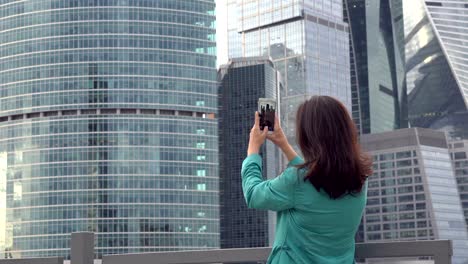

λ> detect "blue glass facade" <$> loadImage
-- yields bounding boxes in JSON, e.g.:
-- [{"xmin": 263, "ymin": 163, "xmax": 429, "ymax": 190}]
[
  {"xmin": 345, "ymin": 0, "xmax": 407, "ymax": 135},
  {"xmin": 0, "ymin": 0, "xmax": 218, "ymax": 259},
  {"xmin": 232, "ymin": 0, "xmax": 351, "ymax": 145},
  {"xmin": 404, "ymin": 0, "xmax": 468, "ymax": 140},
  {"xmin": 218, "ymin": 58, "xmax": 282, "ymax": 249}
]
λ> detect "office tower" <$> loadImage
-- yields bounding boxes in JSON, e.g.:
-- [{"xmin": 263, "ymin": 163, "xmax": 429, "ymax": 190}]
[
  {"xmin": 227, "ymin": 0, "xmax": 351, "ymax": 145},
  {"xmin": 360, "ymin": 128, "xmax": 468, "ymax": 263},
  {"xmin": 403, "ymin": 0, "xmax": 468, "ymax": 140},
  {"xmin": 218, "ymin": 57, "xmax": 282, "ymax": 249},
  {"xmin": 344, "ymin": 0, "xmax": 407, "ymax": 134},
  {"xmin": 342, "ymin": 0, "xmax": 362, "ymax": 134},
  {"xmin": 450, "ymin": 141, "xmax": 468, "ymax": 225},
  {"xmin": 0, "ymin": 0, "xmax": 218, "ymax": 259},
  {"xmin": 226, "ymin": 0, "xmax": 243, "ymax": 59}
]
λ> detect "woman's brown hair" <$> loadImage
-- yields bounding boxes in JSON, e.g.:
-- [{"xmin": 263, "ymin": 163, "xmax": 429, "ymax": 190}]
[{"xmin": 296, "ymin": 96, "xmax": 372, "ymax": 199}]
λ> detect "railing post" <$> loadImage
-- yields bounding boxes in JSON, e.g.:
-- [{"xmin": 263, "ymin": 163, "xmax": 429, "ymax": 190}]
[
  {"xmin": 433, "ymin": 240, "xmax": 452, "ymax": 264},
  {"xmin": 71, "ymin": 232, "xmax": 94, "ymax": 264}
]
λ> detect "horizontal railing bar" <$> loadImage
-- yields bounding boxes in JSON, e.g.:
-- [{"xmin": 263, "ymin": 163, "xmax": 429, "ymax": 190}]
[
  {"xmin": 102, "ymin": 247, "xmax": 271, "ymax": 264},
  {"xmin": 0, "ymin": 257, "xmax": 64, "ymax": 264},
  {"xmin": 355, "ymin": 240, "xmax": 453, "ymax": 259},
  {"xmin": 102, "ymin": 240, "xmax": 453, "ymax": 264}
]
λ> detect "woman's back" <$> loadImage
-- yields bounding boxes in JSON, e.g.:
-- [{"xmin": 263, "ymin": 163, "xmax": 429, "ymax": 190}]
[
  {"xmin": 243, "ymin": 96, "xmax": 372, "ymax": 263},
  {"xmin": 242, "ymin": 155, "xmax": 367, "ymax": 264},
  {"xmin": 289, "ymin": 165, "xmax": 367, "ymax": 263}
]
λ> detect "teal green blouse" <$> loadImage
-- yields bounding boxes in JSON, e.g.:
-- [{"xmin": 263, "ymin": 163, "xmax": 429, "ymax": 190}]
[{"xmin": 241, "ymin": 154, "xmax": 367, "ymax": 264}]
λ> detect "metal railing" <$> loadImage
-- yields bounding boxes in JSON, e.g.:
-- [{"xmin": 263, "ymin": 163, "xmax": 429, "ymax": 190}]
[
  {"xmin": 103, "ymin": 239, "xmax": 453, "ymax": 264},
  {"xmin": 0, "ymin": 258, "xmax": 63, "ymax": 264},
  {"xmin": 0, "ymin": 232, "xmax": 453, "ymax": 264}
]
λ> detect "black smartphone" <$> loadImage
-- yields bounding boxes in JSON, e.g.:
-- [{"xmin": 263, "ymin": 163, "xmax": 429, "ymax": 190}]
[{"xmin": 258, "ymin": 98, "xmax": 276, "ymax": 131}]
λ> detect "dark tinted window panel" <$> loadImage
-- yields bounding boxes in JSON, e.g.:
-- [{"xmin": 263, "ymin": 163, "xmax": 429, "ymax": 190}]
[
  {"xmin": 318, "ymin": 18, "xmax": 329, "ymax": 26},
  {"xmin": 120, "ymin": 109, "xmax": 136, "ymax": 115},
  {"xmin": 454, "ymin": 152, "xmax": 467, "ymax": 160},
  {"xmin": 426, "ymin": 2, "xmax": 442, "ymax": 6},
  {"xmin": 379, "ymin": 85, "xmax": 394, "ymax": 96},
  {"xmin": 139, "ymin": 109, "xmax": 154, "ymax": 115},
  {"xmin": 43, "ymin": 111, "xmax": 58, "ymax": 117},
  {"xmin": 12, "ymin": 115, "xmax": 24, "ymax": 120},
  {"xmin": 160, "ymin": 110, "xmax": 175, "ymax": 115},
  {"xmin": 26, "ymin": 113, "xmax": 41, "ymax": 118},
  {"xmin": 62, "ymin": 110, "xmax": 77, "ymax": 116},
  {"xmin": 81, "ymin": 109, "xmax": 97, "ymax": 115},
  {"xmin": 179, "ymin": 111, "xmax": 192, "ymax": 117},
  {"xmin": 101, "ymin": 109, "xmax": 117, "ymax": 114}
]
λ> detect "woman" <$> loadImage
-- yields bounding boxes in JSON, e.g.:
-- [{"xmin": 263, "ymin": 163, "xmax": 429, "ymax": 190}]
[{"xmin": 242, "ymin": 96, "xmax": 372, "ymax": 264}]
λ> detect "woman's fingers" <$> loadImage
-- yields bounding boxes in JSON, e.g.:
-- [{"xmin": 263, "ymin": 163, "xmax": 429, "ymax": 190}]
[{"xmin": 254, "ymin": 111, "xmax": 260, "ymax": 129}]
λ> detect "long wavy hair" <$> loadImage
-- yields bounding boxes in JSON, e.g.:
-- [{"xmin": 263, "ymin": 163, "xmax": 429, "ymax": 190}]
[{"xmin": 296, "ymin": 96, "xmax": 372, "ymax": 199}]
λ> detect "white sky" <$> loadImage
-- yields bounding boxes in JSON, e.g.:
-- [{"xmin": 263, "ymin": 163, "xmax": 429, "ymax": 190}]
[{"xmin": 216, "ymin": 0, "xmax": 228, "ymax": 68}]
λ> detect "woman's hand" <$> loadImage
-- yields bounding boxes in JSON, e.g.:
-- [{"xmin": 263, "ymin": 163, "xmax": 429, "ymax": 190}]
[
  {"xmin": 266, "ymin": 115, "xmax": 288, "ymax": 149},
  {"xmin": 266, "ymin": 115, "xmax": 298, "ymax": 162},
  {"xmin": 248, "ymin": 111, "xmax": 268, "ymax": 155}
]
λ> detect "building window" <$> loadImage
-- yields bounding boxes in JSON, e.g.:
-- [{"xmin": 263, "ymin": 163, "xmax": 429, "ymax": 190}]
[
  {"xmin": 397, "ymin": 168, "xmax": 412, "ymax": 176},
  {"xmin": 383, "ymin": 214, "xmax": 398, "ymax": 221},
  {"xmin": 426, "ymin": 1, "xmax": 442, "ymax": 6},
  {"xmin": 396, "ymin": 160, "xmax": 412, "ymax": 167},
  {"xmin": 383, "ymin": 223, "xmax": 398, "ymax": 230},
  {"xmin": 454, "ymin": 152, "xmax": 467, "ymax": 160},
  {"xmin": 380, "ymin": 162, "xmax": 395, "ymax": 169},
  {"xmin": 400, "ymin": 231, "xmax": 416, "ymax": 238},
  {"xmin": 417, "ymin": 221, "xmax": 427, "ymax": 228},
  {"xmin": 397, "ymin": 177, "xmax": 412, "ymax": 185},
  {"xmin": 380, "ymin": 170, "xmax": 394, "ymax": 178},
  {"xmin": 380, "ymin": 153, "xmax": 394, "ymax": 161},
  {"xmin": 417, "ymin": 230, "xmax": 428, "ymax": 237},
  {"xmin": 382, "ymin": 197, "xmax": 396, "ymax": 204},
  {"xmin": 384, "ymin": 232, "xmax": 398, "ymax": 239},
  {"xmin": 382, "ymin": 205, "xmax": 397, "ymax": 213},
  {"xmin": 396, "ymin": 151, "xmax": 412, "ymax": 159},
  {"xmin": 415, "ymin": 194, "xmax": 425, "ymax": 201},
  {"xmin": 381, "ymin": 188, "xmax": 396, "ymax": 195},
  {"xmin": 400, "ymin": 222, "xmax": 415, "ymax": 229},
  {"xmin": 197, "ymin": 212, "xmax": 206, "ymax": 217},
  {"xmin": 399, "ymin": 213, "xmax": 415, "ymax": 220},
  {"xmin": 367, "ymin": 234, "xmax": 382, "ymax": 240},
  {"xmin": 366, "ymin": 215, "xmax": 380, "ymax": 223}
]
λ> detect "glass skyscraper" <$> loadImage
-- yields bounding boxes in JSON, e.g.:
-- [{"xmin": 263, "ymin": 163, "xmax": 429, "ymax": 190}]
[
  {"xmin": 0, "ymin": 0, "xmax": 218, "ymax": 259},
  {"xmin": 226, "ymin": 0, "xmax": 351, "ymax": 144},
  {"xmin": 344, "ymin": 0, "xmax": 407, "ymax": 134},
  {"xmin": 218, "ymin": 57, "xmax": 282, "ymax": 249},
  {"xmin": 450, "ymin": 140, "xmax": 468, "ymax": 226},
  {"xmin": 360, "ymin": 128, "xmax": 468, "ymax": 264},
  {"xmin": 342, "ymin": 0, "xmax": 362, "ymax": 134},
  {"xmin": 403, "ymin": 0, "xmax": 468, "ymax": 140}
]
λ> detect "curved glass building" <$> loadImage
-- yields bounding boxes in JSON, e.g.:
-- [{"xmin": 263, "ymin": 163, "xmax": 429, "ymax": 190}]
[
  {"xmin": 0, "ymin": 0, "xmax": 218, "ymax": 259},
  {"xmin": 404, "ymin": 0, "xmax": 468, "ymax": 140},
  {"xmin": 344, "ymin": 0, "xmax": 407, "ymax": 135}
]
